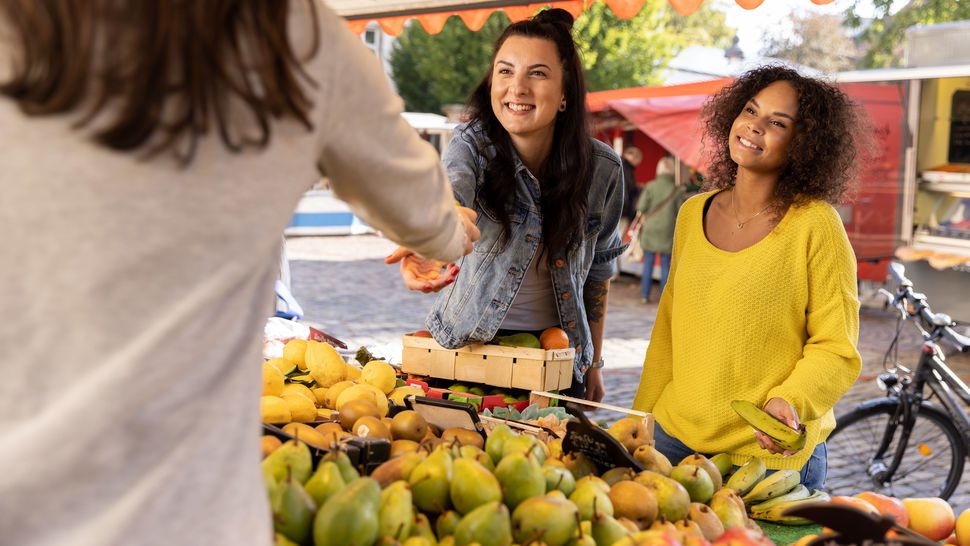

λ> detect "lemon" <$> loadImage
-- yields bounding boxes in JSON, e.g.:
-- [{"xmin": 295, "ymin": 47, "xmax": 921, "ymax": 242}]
[
  {"xmin": 260, "ymin": 396, "xmax": 291, "ymax": 424},
  {"xmin": 282, "ymin": 339, "xmax": 309, "ymax": 370},
  {"xmin": 281, "ymin": 393, "xmax": 317, "ymax": 423},
  {"xmin": 360, "ymin": 360, "xmax": 397, "ymax": 394},
  {"xmin": 262, "ymin": 362, "xmax": 284, "ymax": 396}
]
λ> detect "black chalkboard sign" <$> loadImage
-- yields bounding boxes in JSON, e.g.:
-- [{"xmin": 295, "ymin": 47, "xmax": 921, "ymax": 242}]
[
  {"xmin": 561, "ymin": 402, "xmax": 643, "ymax": 473},
  {"xmin": 949, "ymin": 90, "xmax": 970, "ymax": 164}
]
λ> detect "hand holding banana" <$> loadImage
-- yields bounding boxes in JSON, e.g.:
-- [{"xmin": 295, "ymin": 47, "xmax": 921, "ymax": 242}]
[{"xmin": 731, "ymin": 398, "xmax": 806, "ymax": 456}]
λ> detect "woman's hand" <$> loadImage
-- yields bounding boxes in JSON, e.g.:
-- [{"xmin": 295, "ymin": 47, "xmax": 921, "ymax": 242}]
[
  {"xmin": 458, "ymin": 206, "xmax": 480, "ymax": 255},
  {"xmin": 585, "ymin": 367, "xmax": 605, "ymax": 402},
  {"xmin": 385, "ymin": 249, "xmax": 460, "ymax": 293},
  {"xmin": 755, "ymin": 397, "xmax": 801, "ymax": 456}
]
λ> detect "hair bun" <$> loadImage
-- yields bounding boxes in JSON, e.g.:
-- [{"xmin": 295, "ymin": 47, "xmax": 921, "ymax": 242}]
[{"xmin": 533, "ymin": 8, "xmax": 574, "ymax": 30}]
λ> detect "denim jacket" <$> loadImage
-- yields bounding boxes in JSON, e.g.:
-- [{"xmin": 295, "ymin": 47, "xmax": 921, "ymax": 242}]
[{"xmin": 426, "ymin": 121, "xmax": 627, "ymax": 382}]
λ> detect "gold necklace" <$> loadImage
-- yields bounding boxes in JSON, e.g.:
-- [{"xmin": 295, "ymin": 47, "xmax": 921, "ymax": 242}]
[{"xmin": 731, "ymin": 189, "xmax": 771, "ymax": 230}]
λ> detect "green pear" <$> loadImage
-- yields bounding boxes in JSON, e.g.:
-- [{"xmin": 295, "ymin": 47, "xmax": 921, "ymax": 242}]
[
  {"xmin": 709, "ymin": 488, "xmax": 748, "ymax": 530},
  {"xmin": 709, "ymin": 453, "xmax": 734, "ymax": 477},
  {"xmin": 511, "ymin": 495, "xmax": 579, "ymax": 546},
  {"xmin": 632, "ymin": 471, "xmax": 690, "ymax": 522},
  {"xmin": 274, "ymin": 532, "xmax": 299, "ymax": 546},
  {"xmin": 271, "ymin": 477, "xmax": 316, "ymax": 544},
  {"xmin": 262, "ymin": 440, "xmax": 312, "ymax": 485},
  {"xmin": 438, "ymin": 537, "xmax": 456, "ymax": 546},
  {"xmin": 410, "ymin": 513, "xmax": 438, "ymax": 544},
  {"xmin": 436, "ymin": 511, "xmax": 461, "ymax": 539},
  {"xmin": 403, "ymin": 537, "xmax": 433, "ymax": 546},
  {"xmin": 669, "ymin": 464, "xmax": 714, "ymax": 504},
  {"xmin": 451, "ymin": 458, "xmax": 502, "ymax": 515},
  {"xmin": 679, "ymin": 453, "xmax": 723, "ymax": 490},
  {"xmin": 633, "ymin": 445, "xmax": 672, "ymax": 477},
  {"xmin": 453, "ymin": 501, "xmax": 513, "ymax": 546},
  {"xmin": 502, "ymin": 434, "xmax": 546, "ymax": 463},
  {"xmin": 313, "ymin": 477, "xmax": 380, "ymax": 546},
  {"xmin": 459, "ymin": 445, "xmax": 494, "ymax": 471},
  {"xmin": 379, "ymin": 480, "xmax": 414, "ymax": 540},
  {"xmin": 569, "ymin": 482, "xmax": 613, "ymax": 521},
  {"xmin": 561, "ymin": 452, "xmax": 596, "ymax": 479},
  {"xmin": 485, "ymin": 424, "xmax": 514, "ymax": 465},
  {"xmin": 371, "ymin": 451, "xmax": 425, "ymax": 487},
  {"xmin": 409, "ymin": 446, "xmax": 453, "ymax": 514},
  {"xmin": 601, "ymin": 467, "xmax": 636, "ymax": 486},
  {"xmin": 574, "ymin": 476, "xmax": 610, "ymax": 494},
  {"xmin": 321, "ymin": 449, "xmax": 359, "ymax": 484},
  {"xmin": 494, "ymin": 452, "xmax": 545, "ymax": 510},
  {"xmin": 543, "ymin": 465, "xmax": 576, "ymax": 497},
  {"xmin": 304, "ymin": 461, "xmax": 345, "ymax": 507},
  {"xmin": 591, "ymin": 512, "xmax": 630, "ymax": 546}
]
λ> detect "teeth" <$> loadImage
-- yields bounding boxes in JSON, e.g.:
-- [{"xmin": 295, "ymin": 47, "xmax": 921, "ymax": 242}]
[
  {"xmin": 739, "ymin": 137, "xmax": 761, "ymax": 151},
  {"xmin": 507, "ymin": 103, "xmax": 534, "ymax": 112}
]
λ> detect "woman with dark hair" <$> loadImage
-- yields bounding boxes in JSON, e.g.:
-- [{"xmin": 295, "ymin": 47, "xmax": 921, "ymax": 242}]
[
  {"xmin": 632, "ymin": 65, "xmax": 866, "ymax": 489},
  {"xmin": 0, "ymin": 1, "xmax": 477, "ymax": 544},
  {"xmin": 388, "ymin": 8, "xmax": 626, "ymax": 401}
]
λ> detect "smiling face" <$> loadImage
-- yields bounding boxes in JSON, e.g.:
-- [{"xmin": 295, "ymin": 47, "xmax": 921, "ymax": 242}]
[
  {"xmin": 489, "ymin": 35, "xmax": 565, "ymax": 149},
  {"xmin": 728, "ymin": 80, "xmax": 799, "ymax": 175}
]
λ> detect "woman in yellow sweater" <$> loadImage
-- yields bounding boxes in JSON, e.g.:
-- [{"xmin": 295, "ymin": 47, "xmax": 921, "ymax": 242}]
[{"xmin": 632, "ymin": 66, "xmax": 866, "ymax": 490}]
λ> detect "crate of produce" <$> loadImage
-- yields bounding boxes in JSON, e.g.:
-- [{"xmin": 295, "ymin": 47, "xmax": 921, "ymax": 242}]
[{"xmin": 401, "ymin": 335, "xmax": 574, "ymax": 391}]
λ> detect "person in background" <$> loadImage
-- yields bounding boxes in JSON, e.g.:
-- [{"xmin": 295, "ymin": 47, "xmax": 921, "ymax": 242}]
[
  {"xmin": 387, "ymin": 8, "xmax": 626, "ymax": 402},
  {"xmin": 0, "ymin": 1, "xmax": 477, "ymax": 544},
  {"xmin": 620, "ymin": 146, "xmax": 643, "ymax": 238},
  {"xmin": 636, "ymin": 156, "xmax": 684, "ymax": 303},
  {"xmin": 633, "ymin": 65, "xmax": 866, "ymax": 490}
]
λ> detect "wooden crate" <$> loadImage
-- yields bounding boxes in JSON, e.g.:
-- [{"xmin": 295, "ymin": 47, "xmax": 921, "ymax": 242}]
[{"xmin": 401, "ymin": 335, "xmax": 575, "ymax": 391}]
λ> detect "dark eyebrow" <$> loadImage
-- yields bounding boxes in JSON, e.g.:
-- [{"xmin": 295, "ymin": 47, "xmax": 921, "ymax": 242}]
[
  {"xmin": 749, "ymin": 98, "xmax": 797, "ymax": 122},
  {"xmin": 529, "ymin": 64, "xmax": 551, "ymax": 70}
]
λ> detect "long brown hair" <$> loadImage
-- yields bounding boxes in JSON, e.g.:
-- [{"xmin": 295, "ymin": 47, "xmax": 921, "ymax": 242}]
[{"xmin": 0, "ymin": 0, "xmax": 320, "ymax": 163}]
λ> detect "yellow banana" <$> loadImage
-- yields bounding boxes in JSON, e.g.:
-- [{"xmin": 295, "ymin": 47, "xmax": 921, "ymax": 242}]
[
  {"xmin": 731, "ymin": 400, "xmax": 806, "ymax": 452},
  {"xmin": 724, "ymin": 456, "xmax": 766, "ymax": 496},
  {"xmin": 747, "ymin": 484, "xmax": 809, "ymax": 514},
  {"xmin": 741, "ymin": 469, "xmax": 801, "ymax": 506},
  {"xmin": 750, "ymin": 490, "xmax": 831, "ymax": 524}
]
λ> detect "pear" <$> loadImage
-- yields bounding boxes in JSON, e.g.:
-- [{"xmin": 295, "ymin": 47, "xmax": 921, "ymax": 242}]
[
  {"xmin": 371, "ymin": 451, "xmax": 424, "ymax": 487},
  {"xmin": 379, "ymin": 480, "xmax": 414, "ymax": 540},
  {"xmin": 633, "ymin": 471, "xmax": 691, "ymax": 522},
  {"xmin": 436, "ymin": 510, "xmax": 461, "ymax": 539},
  {"xmin": 303, "ymin": 461, "xmax": 345, "ymax": 507},
  {"xmin": 608, "ymin": 480, "xmax": 658, "ymax": 528},
  {"xmin": 678, "ymin": 453, "xmax": 723, "ymax": 491},
  {"xmin": 451, "ymin": 458, "xmax": 502, "ymax": 515},
  {"xmin": 262, "ymin": 440, "xmax": 312, "ymax": 485},
  {"xmin": 601, "ymin": 467, "xmax": 636, "ymax": 486},
  {"xmin": 575, "ymin": 475, "xmax": 610, "ymax": 494},
  {"xmin": 485, "ymin": 424, "xmax": 514, "ymax": 465},
  {"xmin": 547, "ymin": 439, "xmax": 563, "ymax": 460},
  {"xmin": 511, "ymin": 495, "xmax": 579, "ymax": 546},
  {"xmin": 459, "ymin": 445, "xmax": 494, "ymax": 472},
  {"xmin": 443, "ymin": 427, "xmax": 486, "ymax": 450},
  {"xmin": 616, "ymin": 517, "xmax": 641, "ymax": 533},
  {"xmin": 321, "ymin": 449, "xmax": 359, "ymax": 484},
  {"xmin": 543, "ymin": 465, "xmax": 577, "ymax": 497},
  {"xmin": 494, "ymin": 452, "xmax": 545, "ymax": 510},
  {"xmin": 562, "ymin": 452, "xmax": 596, "ymax": 479},
  {"xmin": 709, "ymin": 453, "xmax": 734, "ymax": 477},
  {"xmin": 453, "ymin": 501, "xmax": 513, "ymax": 546},
  {"xmin": 410, "ymin": 513, "xmax": 438, "ymax": 544},
  {"xmin": 607, "ymin": 417, "xmax": 650, "ymax": 454},
  {"xmin": 409, "ymin": 446, "xmax": 453, "ymax": 514},
  {"xmin": 502, "ymin": 434, "xmax": 546, "ymax": 463},
  {"xmin": 274, "ymin": 532, "xmax": 299, "ymax": 546},
  {"xmin": 669, "ymin": 464, "xmax": 714, "ymax": 504},
  {"xmin": 649, "ymin": 517, "xmax": 678, "ymax": 533},
  {"xmin": 709, "ymin": 488, "xmax": 748, "ymax": 529},
  {"xmin": 633, "ymin": 445, "xmax": 672, "ymax": 476},
  {"xmin": 313, "ymin": 477, "xmax": 381, "ymax": 546},
  {"xmin": 271, "ymin": 477, "xmax": 316, "ymax": 544},
  {"xmin": 569, "ymin": 481, "xmax": 613, "ymax": 521},
  {"xmin": 403, "ymin": 538, "xmax": 434, "ymax": 546},
  {"xmin": 687, "ymin": 503, "xmax": 725, "ymax": 541},
  {"xmin": 592, "ymin": 512, "xmax": 631, "ymax": 546}
]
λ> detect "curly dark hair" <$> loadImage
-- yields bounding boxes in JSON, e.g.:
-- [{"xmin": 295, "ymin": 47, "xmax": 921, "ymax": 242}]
[{"xmin": 701, "ymin": 65, "xmax": 868, "ymax": 210}]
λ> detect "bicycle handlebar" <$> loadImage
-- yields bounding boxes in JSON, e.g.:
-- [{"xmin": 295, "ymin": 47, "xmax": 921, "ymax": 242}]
[{"xmin": 888, "ymin": 262, "xmax": 970, "ymax": 353}]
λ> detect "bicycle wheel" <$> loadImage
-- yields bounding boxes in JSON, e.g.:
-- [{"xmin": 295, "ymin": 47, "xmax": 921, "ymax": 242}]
[{"xmin": 826, "ymin": 398, "xmax": 966, "ymax": 499}]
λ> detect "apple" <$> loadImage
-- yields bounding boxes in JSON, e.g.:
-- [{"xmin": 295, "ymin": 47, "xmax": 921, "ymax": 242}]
[
  {"xmin": 955, "ymin": 507, "xmax": 970, "ymax": 546},
  {"xmin": 712, "ymin": 528, "xmax": 774, "ymax": 546},
  {"xmin": 855, "ymin": 491, "xmax": 909, "ymax": 527},
  {"xmin": 902, "ymin": 497, "xmax": 955, "ymax": 541}
]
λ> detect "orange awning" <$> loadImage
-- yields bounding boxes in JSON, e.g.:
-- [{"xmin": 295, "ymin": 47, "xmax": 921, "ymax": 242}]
[{"xmin": 332, "ymin": 0, "xmax": 835, "ymax": 36}]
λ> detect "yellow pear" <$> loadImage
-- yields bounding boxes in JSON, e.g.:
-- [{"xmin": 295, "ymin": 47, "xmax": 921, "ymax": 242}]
[
  {"xmin": 262, "ymin": 362, "xmax": 284, "ymax": 396},
  {"xmin": 282, "ymin": 383, "xmax": 315, "ymax": 403},
  {"xmin": 361, "ymin": 361, "xmax": 397, "ymax": 394},
  {"xmin": 282, "ymin": 338, "xmax": 308, "ymax": 370},
  {"xmin": 305, "ymin": 341, "xmax": 346, "ymax": 387},
  {"xmin": 336, "ymin": 383, "xmax": 390, "ymax": 417},
  {"xmin": 282, "ymin": 393, "xmax": 317, "ymax": 423},
  {"xmin": 261, "ymin": 396, "xmax": 291, "ymax": 424}
]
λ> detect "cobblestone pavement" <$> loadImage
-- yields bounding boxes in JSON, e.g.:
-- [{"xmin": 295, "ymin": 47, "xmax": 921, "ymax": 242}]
[{"xmin": 288, "ymin": 234, "xmax": 970, "ymax": 510}]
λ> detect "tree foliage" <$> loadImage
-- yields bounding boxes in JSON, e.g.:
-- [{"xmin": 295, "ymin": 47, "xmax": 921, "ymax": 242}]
[
  {"xmin": 390, "ymin": 2, "xmax": 734, "ymax": 114},
  {"xmin": 846, "ymin": 0, "xmax": 970, "ymax": 68},
  {"xmin": 760, "ymin": 11, "xmax": 859, "ymax": 73}
]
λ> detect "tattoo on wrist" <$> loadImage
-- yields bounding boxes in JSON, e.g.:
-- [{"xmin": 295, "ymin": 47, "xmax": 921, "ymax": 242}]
[{"xmin": 584, "ymin": 280, "xmax": 608, "ymax": 322}]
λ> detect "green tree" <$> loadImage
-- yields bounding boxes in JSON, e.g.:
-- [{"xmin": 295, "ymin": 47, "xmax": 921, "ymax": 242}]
[
  {"xmin": 760, "ymin": 11, "xmax": 859, "ymax": 73},
  {"xmin": 390, "ymin": 2, "xmax": 734, "ymax": 113},
  {"xmin": 846, "ymin": 0, "xmax": 970, "ymax": 68}
]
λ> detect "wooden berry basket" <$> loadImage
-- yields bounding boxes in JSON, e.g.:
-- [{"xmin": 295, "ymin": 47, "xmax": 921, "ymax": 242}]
[{"xmin": 401, "ymin": 335, "xmax": 575, "ymax": 392}]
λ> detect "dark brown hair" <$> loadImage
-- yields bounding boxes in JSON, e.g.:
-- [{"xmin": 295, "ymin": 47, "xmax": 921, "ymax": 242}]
[
  {"xmin": 467, "ymin": 8, "xmax": 592, "ymax": 256},
  {"xmin": 0, "ymin": 0, "xmax": 319, "ymax": 163},
  {"xmin": 701, "ymin": 65, "xmax": 868, "ymax": 210}
]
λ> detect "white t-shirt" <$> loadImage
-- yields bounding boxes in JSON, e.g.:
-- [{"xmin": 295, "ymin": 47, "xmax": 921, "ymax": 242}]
[{"xmin": 0, "ymin": 4, "xmax": 465, "ymax": 545}]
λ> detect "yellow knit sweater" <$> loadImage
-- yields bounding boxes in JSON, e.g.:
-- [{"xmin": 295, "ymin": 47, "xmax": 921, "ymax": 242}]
[{"xmin": 633, "ymin": 190, "xmax": 862, "ymax": 470}]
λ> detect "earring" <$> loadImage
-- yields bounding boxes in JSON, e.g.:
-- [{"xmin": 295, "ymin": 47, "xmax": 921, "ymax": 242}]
[{"xmin": 559, "ymin": 100, "xmax": 567, "ymax": 112}]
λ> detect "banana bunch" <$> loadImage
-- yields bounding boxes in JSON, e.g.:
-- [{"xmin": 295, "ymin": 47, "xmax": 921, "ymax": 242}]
[
  {"xmin": 731, "ymin": 400, "xmax": 806, "ymax": 452},
  {"xmin": 722, "ymin": 454, "xmax": 832, "ymax": 526},
  {"xmin": 748, "ymin": 488, "xmax": 831, "ymax": 525}
]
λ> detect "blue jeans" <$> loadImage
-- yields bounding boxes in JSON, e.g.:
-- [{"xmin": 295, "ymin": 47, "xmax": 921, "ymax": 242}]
[
  {"xmin": 641, "ymin": 252, "xmax": 671, "ymax": 299},
  {"xmin": 652, "ymin": 421, "xmax": 828, "ymax": 491}
]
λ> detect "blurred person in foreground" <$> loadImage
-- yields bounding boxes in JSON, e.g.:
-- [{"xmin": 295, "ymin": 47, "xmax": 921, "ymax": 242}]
[
  {"xmin": 0, "ymin": 1, "xmax": 477, "ymax": 544},
  {"xmin": 633, "ymin": 66, "xmax": 866, "ymax": 490}
]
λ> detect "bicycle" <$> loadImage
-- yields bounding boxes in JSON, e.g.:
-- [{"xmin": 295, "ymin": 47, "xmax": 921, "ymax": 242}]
[{"xmin": 825, "ymin": 262, "xmax": 970, "ymax": 499}]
